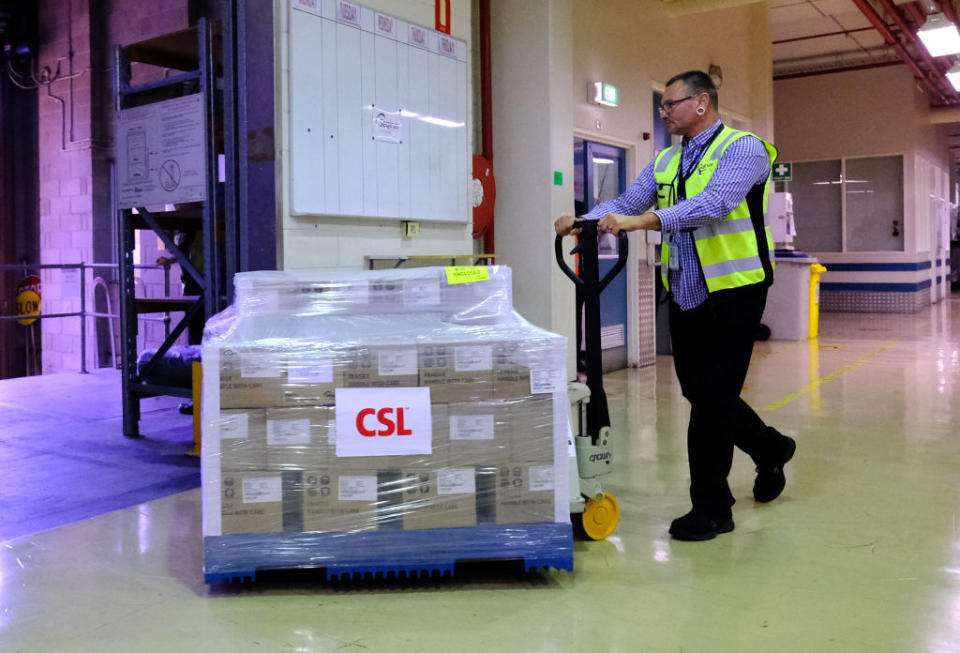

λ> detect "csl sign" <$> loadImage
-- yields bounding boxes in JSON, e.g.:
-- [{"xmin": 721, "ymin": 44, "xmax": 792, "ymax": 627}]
[
  {"xmin": 335, "ymin": 387, "xmax": 432, "ymax": 457},
  {"xmin": 15, "ymin": 275, "xmax": 41, "ymax": 326},
  {"xmin": 356, "ymin": 407, "xmax": 413, "ymax": 437}
]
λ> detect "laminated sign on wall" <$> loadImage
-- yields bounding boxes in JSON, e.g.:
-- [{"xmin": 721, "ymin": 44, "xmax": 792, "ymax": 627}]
[
  {"xmin": 116, "ymin": 93, "xmax": 208, "ymax": 208},
  {"xmin": 288, "ymin": 0, "xmax": 469, "ymax": 222}
]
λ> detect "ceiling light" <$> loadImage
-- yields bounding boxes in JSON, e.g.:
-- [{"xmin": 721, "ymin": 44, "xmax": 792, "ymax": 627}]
[
  {"xmin": 917, "ymin": 12, "xmax": 960, "ymax": 57},
  {"xmin": 947, "ymin": 61, "xmax": 960, "ymax": 91}
]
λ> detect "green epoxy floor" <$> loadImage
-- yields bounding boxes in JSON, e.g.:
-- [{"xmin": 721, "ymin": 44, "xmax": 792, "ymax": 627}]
[{"xmin": 2, "ymin": 300, "xmax": 960, "ymax": 652}]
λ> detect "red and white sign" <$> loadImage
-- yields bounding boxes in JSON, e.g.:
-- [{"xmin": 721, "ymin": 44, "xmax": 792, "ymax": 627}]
[
  {"xmin": 337, "ymin": 0, "xmax": 361, "ymax": 27},
  {"xmin": 409, "ymin": 24, "xmax": 429, "ymax": 50},
  {"xmin": 335, "ymin": 387, "xmax": 432, "ymax": 457},
  {"xmin": 375, "ymin": 13, "xmax": 396, "ymax": 38}
]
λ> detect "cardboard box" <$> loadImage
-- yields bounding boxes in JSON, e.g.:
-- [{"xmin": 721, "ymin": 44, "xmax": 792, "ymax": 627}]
[
  {"xmin": 220, "ymin": 471, "xmax": 284, "ymax": 534},
  {"xmin": 509, "ymin": 396, "xmax": 555, "ymax": 463},
  {"xmin": 493, "ymin": 341, "xmax": 532, "ymax": 400},
  {"xmin": 446, "ymin": 400, "xmax": 511, "ymax": 465},
  {"xmin": 418, "ymin": 343, "xmax": 494, "ymax": 403},
  {"xmin": 396, "ymin": 468, "xmax": 478, "ymax": 530},
  {"xmin": 264, "ymin": 406, "xmax": 329, "ymax": 470},
  {"xmin": 219, "ymin": 346, "xmax": 286, "ymax": 408},
  {"xmin": 343, "ymin": 346, "xmax": 420, "ymax": 388},
  {"xmin": 327, "ymin": 404, "xmax": 450, "ymax": 471},
  {"xmin": 494, "ymin": 462, "xmax": 556, "ymax": 525},
  {"xmin": 281, "ymin": 357, "xmax": 342, "ymax": 406},
  {"xmin": 299, "ymin": 469, "xmax": 380, "ymax": 532},
  {"xmin": 368, "ymin": 279, "xmax": 405, "ymax": 307},
  {"xmin": 218, "ymin": 409, "xmax": 267, "ymax": 471}
]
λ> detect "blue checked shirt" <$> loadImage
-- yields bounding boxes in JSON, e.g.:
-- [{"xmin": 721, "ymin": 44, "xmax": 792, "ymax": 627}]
[{"xmin": 583, "ymin": 120, "xmax": 771, "ymax": 310}]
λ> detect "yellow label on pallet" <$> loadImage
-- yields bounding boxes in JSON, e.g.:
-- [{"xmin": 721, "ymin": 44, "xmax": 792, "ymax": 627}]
[{"xmin": 445, "ymin": 266, "xmax": 490, "ymax": 285}]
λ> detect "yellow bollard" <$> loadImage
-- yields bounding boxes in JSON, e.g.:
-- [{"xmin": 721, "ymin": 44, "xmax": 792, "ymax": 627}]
[
  {"xmin": 809, "ymin": 263, "xmax": 827, "ymax": 339},
  {"xmin": 189, "ymin": 361, "xmax": 202, "ymax": 456}
]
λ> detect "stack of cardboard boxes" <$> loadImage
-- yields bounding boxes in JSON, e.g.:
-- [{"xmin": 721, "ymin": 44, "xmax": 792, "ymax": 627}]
[{"xmin": 205, "ymin": 267, "xmax": 565, "ymax": 542}]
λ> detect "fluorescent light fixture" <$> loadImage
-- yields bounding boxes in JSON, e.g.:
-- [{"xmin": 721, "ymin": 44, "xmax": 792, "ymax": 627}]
[
  {"xmin": 419, "ymin": 116, "xmax": 464, "ymax": 128},
  {"xmin": 918, "ymin": 12, "xmax": 960, "ymax": 57},
  {"xmin": 947, "ymin": 61, "xmax": 960, "ymax": 91},
  {"xmin": 593, "ymin": 157, "xmax": 616, "ymax": 165}
]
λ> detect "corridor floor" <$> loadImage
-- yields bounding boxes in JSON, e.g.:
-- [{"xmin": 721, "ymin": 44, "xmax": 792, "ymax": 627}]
[{"xmin": 2, "ymin": 299, "xmax": 959, "ymax": 652}]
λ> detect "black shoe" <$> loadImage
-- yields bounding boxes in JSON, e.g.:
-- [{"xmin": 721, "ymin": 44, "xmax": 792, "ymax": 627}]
[
  {"xmin": 753, "ymin": 433, "xmax": 796, "ymax": 503},
  {"xmin": 178, "ymin": 402, "xmax": 194, "ymax": 415},
  {"xmin": 669, "ymin": 511, "xmax": 734, "ymax": 541}
]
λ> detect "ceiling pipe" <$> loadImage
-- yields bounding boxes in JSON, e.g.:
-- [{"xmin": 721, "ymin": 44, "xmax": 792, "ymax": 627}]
[
  {"xmin": 875, "ymin": 0, "xmax": 957, "ymax": 99},
  {"xmin": 774, "ymin": 60, "xmax": 903, "ymax": 80},
  {"xmin": 478, "ymin": 0, "xmax": 494, "ymax": 252},
  {"xmin": 772, "ymin": 26, "xmax": 881, "ymax": 45},
  {"xmin": 904, "ymin": 2, "xmax": 927, "ymax": 26},
  {"xmin": 937, "ymin": 0, "xmax": 959, "ymax": 25},
  {"xmin": 851, "ymin": 0, "xmax": 948, "ymax": 102}
]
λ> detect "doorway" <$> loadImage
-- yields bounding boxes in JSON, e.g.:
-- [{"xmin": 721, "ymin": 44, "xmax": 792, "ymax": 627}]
[{"xmin": 573, "ymin": 137, "xmax": 628, "ymax": 373}]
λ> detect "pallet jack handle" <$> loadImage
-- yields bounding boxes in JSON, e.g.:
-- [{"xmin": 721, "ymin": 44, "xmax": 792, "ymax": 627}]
[
  {"xmin": 554, "ymin": 221, "xmax": 629, "ymax": 294},
  {"xmin": 555, "ymin": 219, "xmax": 628, "ymax": 441}
]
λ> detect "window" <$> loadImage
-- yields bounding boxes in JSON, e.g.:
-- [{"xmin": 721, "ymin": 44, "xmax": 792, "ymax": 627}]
[{"xmin": 789, "ymin": 155, "xmax": 904, "ymax": 253}]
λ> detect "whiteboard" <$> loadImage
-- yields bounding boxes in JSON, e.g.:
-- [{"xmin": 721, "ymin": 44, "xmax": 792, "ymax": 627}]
[{"xmin": 289, "ymin": 0, "xmax": 469, "ymax": 222}]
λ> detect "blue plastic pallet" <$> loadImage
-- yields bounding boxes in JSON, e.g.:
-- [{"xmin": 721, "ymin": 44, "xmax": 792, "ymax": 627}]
[{"xmin": 204, "ymin": 522, "xmax": 573, "ymax": 584}]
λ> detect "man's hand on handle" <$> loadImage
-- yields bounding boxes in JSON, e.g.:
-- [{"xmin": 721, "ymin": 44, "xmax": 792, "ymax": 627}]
[
  {"xmin": 598, "ymin": 214, "xmax": 622, "ymax": 234},
  {"xmin": 556, "ymin": 211, "xmax": 661, "ymax": 237},
  {"xmin": 554, "ymin": 214, "xmax": 581, "ymax": 236}
]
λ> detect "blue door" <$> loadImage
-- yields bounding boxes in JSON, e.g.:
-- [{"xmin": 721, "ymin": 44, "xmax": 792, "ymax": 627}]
[{"xmin": 574, "ymin": 138, "xmax": 628, "ymax": 372}]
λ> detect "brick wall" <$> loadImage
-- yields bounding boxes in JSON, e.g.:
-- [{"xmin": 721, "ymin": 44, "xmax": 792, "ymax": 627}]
[{"xmin": 37, "ymin": 0, "xmax": 190, "ymax": 374}]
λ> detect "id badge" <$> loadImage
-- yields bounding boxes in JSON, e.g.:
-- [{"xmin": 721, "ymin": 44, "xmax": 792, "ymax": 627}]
[{"xmin": 667, "ymin": 237, "xmax": 680, "ymax": 271}]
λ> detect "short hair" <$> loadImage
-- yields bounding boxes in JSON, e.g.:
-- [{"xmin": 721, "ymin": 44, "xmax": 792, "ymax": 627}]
[{"xmin": 666, "ymin": 70, "xmax": 718, "ymax": 110}]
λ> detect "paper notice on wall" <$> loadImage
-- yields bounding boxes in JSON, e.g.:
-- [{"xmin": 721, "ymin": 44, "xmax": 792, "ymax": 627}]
[
  {"xmin": 449, "ymin": 414, "xmax": 494, "ymax": 440},
  {"xmin": 61, "ymin": 268, "xmax": 81, "ymax": 299},
  {"xmin": 242, "ymin": 476, "xmax": 282, "ymax": 503},
  {"xmin": 529, "ymin": 465, "xmax": 555, "ymax": 492},
  {"xmin": 338, "ymin": 475, "xmax": 378, "ymax": 501},
  {"xmin": 372, "ymin": 108, "xmax": 403, "ymax": 144},
  {"xmin": 116, "ymin": 94, "xmax": 207, "ymax": 209},
  {"xmin": 437, "ymin": 468, "xmax": 476, "ymax": 495},
  {"xmin": 266, "ymin": 418, "xmax": 311, "ymax": 445},
  {"xmin": 220, "ymin": 412, "xmax": 249, "ymax": 439},
  {"xmin": 454, "ymin": 346, "xmax": 493, "ymax": 372}
]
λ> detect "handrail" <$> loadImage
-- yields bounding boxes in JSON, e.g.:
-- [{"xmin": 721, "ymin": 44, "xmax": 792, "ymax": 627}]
[{"xmin": 0, "ymin": 261, "xmax": 174, "ymax": 374}]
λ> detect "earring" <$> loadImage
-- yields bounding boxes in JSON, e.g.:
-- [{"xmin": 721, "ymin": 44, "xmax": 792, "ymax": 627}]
[{"xmin": 696, "ymin": 106, "xmax": 705, "ymax": 115}]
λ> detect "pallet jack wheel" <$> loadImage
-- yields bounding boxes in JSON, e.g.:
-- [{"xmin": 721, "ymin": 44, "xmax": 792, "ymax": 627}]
[{"xmin": 582, "ymin": 493, "xmax": 619, "ymax": 540}]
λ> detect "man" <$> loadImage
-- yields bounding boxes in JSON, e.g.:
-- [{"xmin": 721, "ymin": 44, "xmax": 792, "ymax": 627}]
[{"xmin": 555, "ymin": 71, "xmax": 796, "ymax": 541}]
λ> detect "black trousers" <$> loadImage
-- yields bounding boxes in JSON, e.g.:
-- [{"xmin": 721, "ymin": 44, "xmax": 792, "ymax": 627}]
[{"xmin": 669, "ymin": 283, "xmax": 779, "ymax": 517}]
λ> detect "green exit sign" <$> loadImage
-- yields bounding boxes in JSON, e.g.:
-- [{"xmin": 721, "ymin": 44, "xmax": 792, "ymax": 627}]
[
  {"xmin": 772, "ymin": 162, "xmax": 792, "ymax": 182},
  {"xmin": 592, "ymin": 82, "xmax": 619, "ymax": 107}
]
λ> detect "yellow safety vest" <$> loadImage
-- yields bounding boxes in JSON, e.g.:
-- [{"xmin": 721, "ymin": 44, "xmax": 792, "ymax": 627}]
[{"xmin": 653, "ymin": 126, "xmax": 778, "ymax": 293}]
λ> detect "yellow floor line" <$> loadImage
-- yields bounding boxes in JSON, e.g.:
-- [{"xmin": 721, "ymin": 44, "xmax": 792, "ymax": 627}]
[{"xmin": 762, "ymin": 341, "xmax": 899, "ymax": 412}]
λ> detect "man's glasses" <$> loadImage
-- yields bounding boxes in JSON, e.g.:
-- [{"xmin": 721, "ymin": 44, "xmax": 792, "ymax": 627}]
[{"xmin": 658, "ymin": 95, "xmax": 697, "ymax": 114}]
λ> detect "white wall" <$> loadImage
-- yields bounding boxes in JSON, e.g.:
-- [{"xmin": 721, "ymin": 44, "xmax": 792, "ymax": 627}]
[
  {"xmin": 774, "ymin": 66, "xmax": 952, "ymax": 291},
  {"xmin": 276, "ymin": 0, "xmax": 475, "ymax": 269},
  {"xmin": 489, "ymin": 0, "xmax": 577, "ymax": 371},
  {"xmin": 571, "ymin": 0, "xmax": 774, "ymax": 157}
]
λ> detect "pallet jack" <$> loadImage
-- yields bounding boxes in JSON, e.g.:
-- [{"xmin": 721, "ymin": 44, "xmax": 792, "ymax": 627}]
[{"xmin": 555, "ymin": 219, "xmax": 628, "ymax": 540}]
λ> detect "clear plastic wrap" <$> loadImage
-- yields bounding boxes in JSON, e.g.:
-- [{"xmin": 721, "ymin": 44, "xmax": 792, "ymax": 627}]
[{"xmin": 201, "ymin": 266, "xmax": 572, "ymax": 582}]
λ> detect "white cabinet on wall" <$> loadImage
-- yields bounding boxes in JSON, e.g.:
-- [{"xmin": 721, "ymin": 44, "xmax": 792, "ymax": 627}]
[{"xmin": 289, "ymin": 0, "xmax": 469, "ymax": 223}]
